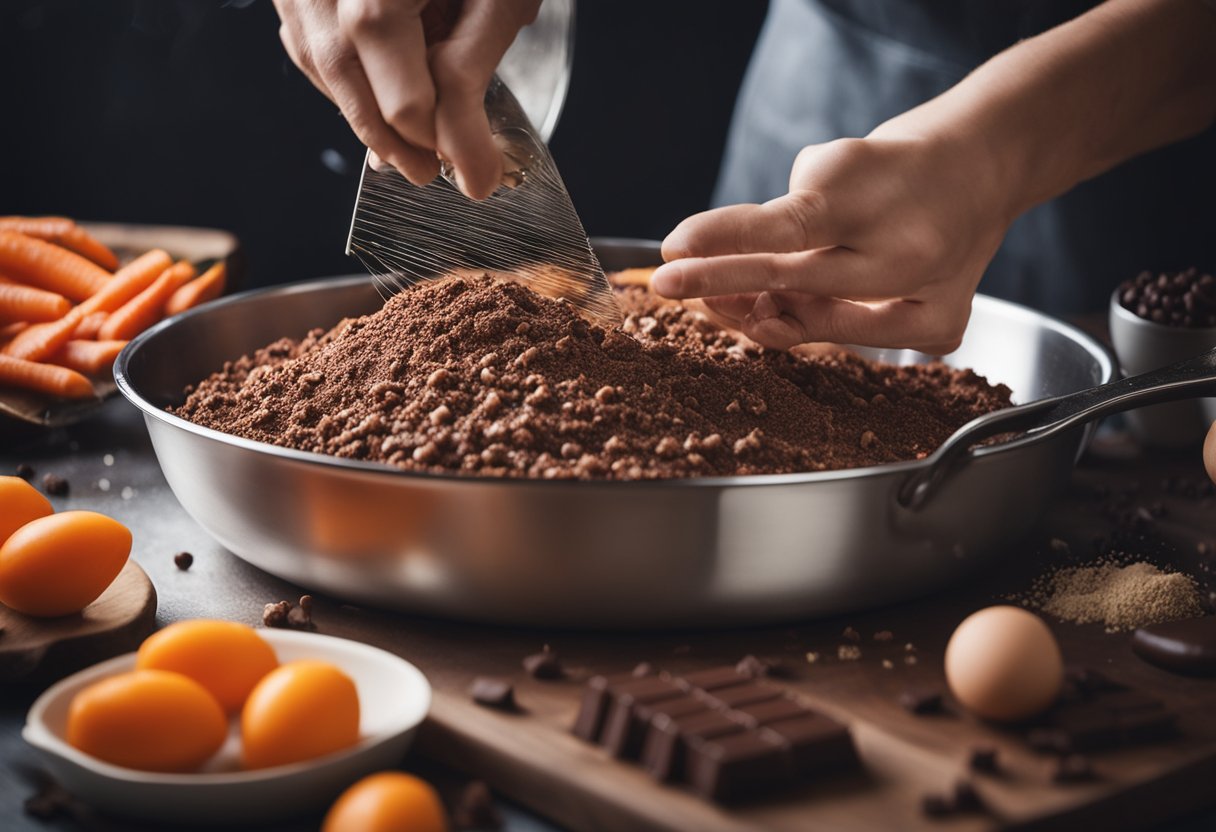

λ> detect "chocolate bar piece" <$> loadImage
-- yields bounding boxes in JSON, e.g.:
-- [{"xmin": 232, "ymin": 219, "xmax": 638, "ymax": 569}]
[
  {"xmin": 1030, "ymin": 689, "xmax": 1177, "ymax": 753},
  {"xmin": 678, "ymin": 666, "xmax": 749, "ymax": 693},
  {"xmin": 685, "ymin": 729, "xmax": 790, "ymax": 802},
  {"xmin": 699, "ymin": 681, "xmax": 782, "ymax": 710},
  {"xmin": 643, "ymin": 709, "xmax": 743, "ymax": 782},
  {"xmin": 574, "ymin": 664, "xmax": 860, "ymax": 804},
  {"xmin": 763, "ymin": 713, "xmax": 855, "ymax": 776},
  {"xmin": 601, "ymin": 676, "xmax": 684, "ymax": 758}
]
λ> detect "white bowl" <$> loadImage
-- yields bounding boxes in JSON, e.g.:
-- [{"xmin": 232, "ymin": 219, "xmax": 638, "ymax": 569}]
[{"xmin": 22, "ymin": 630, "xmax": 431, "ymax": 825}]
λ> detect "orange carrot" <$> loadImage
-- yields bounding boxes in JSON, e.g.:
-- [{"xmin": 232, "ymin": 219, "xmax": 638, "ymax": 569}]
[
  {"xmin": 164, "ymin": 262, "xmax": 226, "ymax": 316},
  {"xmin": 48, "ymin": 339, "xmax": 128, "ymax": 376},
  {"xmin": 98, "ymin": 260, "xmax": 196, "ymax": 341},
  {"xmin": 0, "ymin": 283, "xmax": 71, "ymax": 323},
  {"xmin": 0, "ymin": 353, "xmax": 95, "ymax": 399},
  {"xmin": 0, "ymin": 217, "xmax": 119, "ymax": 270},
  {"xmin": 0, "ymin": 322, "xmax": 27, "ymax": 345},
  {"xmin": 74, "ymin": 310, "xmax": 109, "ymax": 340},
  {"xmin": 3, "ymin": 311, "xmax": 84, "ymax": 362},
  {"xmin": 0, "ymin": 231, "xmax": 111, "ymax": 301},
  {"xmin": 79, "ymin": 248, "xmax": 172, "ymax": 316}
]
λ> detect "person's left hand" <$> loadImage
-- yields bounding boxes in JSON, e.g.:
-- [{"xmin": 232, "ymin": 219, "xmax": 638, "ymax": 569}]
[{"xmin": 650, "ymin": 130, "xmax": 1016, "ymax": 355}]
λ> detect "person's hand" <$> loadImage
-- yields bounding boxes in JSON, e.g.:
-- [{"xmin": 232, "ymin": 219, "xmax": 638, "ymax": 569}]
[
  {"xmin": 273, "ymin": 0, "xmax": 541, "ymax": 199},
  {"xmin": 651, "ymin": 131, "xmax": 1016, "ymax": 355}
]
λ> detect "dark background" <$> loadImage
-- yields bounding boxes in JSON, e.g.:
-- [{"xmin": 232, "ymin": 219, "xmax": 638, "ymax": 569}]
[{"xmin": 0, "ymin": 0, "xmax": 768, "ymax": 288}]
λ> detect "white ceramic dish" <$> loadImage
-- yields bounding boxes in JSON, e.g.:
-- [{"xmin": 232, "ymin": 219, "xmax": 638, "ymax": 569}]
[{"xmin": 23, "ymin": 630, "xmax": 430, "ymax": 825}]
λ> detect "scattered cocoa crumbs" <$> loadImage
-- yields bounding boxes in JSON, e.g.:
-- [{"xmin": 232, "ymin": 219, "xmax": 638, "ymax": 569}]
[
  {"xmin": 837, "ymin": 645, "xmax": 862, "ymax": 661},
  {"xmin": 173, "ymin": 551, "xmax": 193, "ymax": 571},
  {"xmin": 41, "ymin": 473, "xmax": 68, "ymax": 496},
  {"xmin": 522, "ymin": 646, "xmax": 564, "ymax": 680},
  {"xmin": 873, "ymin": 630, "xmax": 894, "ymax": 642},
  {"xmin": 15, "ymin": 463, "xmax": 34, "ymax": 480},
  {"xmin": 173, "ymin": 276, "xmax": 1011, "ymax": 480},
  {"xmin": 1019, "ymin": 560, "xmax": 1204, "ymax": 632}
]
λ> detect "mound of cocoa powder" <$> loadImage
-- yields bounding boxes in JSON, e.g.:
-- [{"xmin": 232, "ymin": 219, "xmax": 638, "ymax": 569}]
[{"xmin": 173, "ymin": 276, "xmax": 1011, "ymax": 480}]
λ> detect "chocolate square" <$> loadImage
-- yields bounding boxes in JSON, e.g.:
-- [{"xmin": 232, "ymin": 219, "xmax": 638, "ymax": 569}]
[
  {"xmin": 761, "ymin": 713, "xmax": 856, "ymax": 776},
  {"xmin": 643, "ymin": 709, "xmax": 743, "ymax": 783},
  {"xmin": 601, "ymin": 677, "xmax": 683, "ymax": 759},
  {"xmin": 684, "ymin": 729, "xmax": 790, "ymax": 802}
]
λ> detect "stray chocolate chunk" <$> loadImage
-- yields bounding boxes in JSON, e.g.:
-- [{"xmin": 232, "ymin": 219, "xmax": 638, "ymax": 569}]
[
  {"xmin": 920, "ymin": 780, "xmax": 984, "ymax": 818},
  {"xmin": 842, "ymin": 626, "xmax": 861, "ymax": 643},
  {"xmin": 173, "ymin": 551, "xmax": 194, "ymax": 571},
  {"xmin": 632, "ymin": 661, "xmax": 656, "ymax": 678},
  {"xmin": 968, "ymin": 746, "xmax": 999, "ymax": 774},
  {"xmin": 287, "ymin": 594, "xmax": 316, "ymax": 630},
  {"xmin": 23, "ymin": 779, "xmax": 76, "ymax": 822},
  {"xmin": 1030, "ymin": 689, "xmax": 1176, "ymax": 753},
  {"xmin": 1053, "ymin": 754, "xmax": 1096, "ymax": 784},
  {"xmin": 470, "ymin": 676, "xmax": 516, "ymax": 710},
  {"xmin": 41, "ymin": 473, "xmax": 69, "ymax": 496},
  {"xmin": 453, "ymin": 780, "xmax": 502, "ymax": 831},
  {"xmin": 951, "ymin": 780, "xmax": 984, "ymax": 812},
  {"xmin": 15, "ymin": 463, "xmax": 34, "ymax": 480},
  {"xmin": 261, "ymin": 600, "xmax": 292, "ymax": 628},
  {"xmin": 523, "ymin": 646, "xmax": 564, "ymax": 680},
  {"xmin": 899, "ymin": 688, "xmax": 944, "ymax": 715}
]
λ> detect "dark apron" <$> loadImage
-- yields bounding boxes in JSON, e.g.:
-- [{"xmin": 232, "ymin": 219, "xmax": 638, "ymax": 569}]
[{"xmin": 714, "ymin": 0, "xmax": 1216, "ymax": 315}]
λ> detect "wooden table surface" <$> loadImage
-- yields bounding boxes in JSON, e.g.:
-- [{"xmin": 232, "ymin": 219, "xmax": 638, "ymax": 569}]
[{"xmin": 3, "ymin": 398, "xmax": 1216, "ymax": 832}]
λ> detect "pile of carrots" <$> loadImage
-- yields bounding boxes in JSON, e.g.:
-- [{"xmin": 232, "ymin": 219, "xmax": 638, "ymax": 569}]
[{"xmin": 0, "ymin": 217, "xmax": 226, "ymax": 400}]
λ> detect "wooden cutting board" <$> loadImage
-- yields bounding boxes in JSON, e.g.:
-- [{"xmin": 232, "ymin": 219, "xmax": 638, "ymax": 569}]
[{"xmin": 304, "ymin": 436, "xmax": 1216, "ymax": 832}]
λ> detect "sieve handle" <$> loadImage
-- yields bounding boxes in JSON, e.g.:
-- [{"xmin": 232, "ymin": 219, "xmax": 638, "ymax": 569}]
[{"xmin": 899, "ymin": 346, "xmax": 1216, "ymax": 510}]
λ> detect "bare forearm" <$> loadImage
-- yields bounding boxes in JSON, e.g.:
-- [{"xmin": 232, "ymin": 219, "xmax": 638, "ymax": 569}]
[{"xmin": 877, "ymin": 0, "xmax": 1216, "ymax": 219}]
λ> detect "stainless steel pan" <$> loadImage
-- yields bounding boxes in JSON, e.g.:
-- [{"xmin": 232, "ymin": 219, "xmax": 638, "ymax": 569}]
[{"xmin": 117, "ymin": 239, "xmax": 1138, "ymax": 628}]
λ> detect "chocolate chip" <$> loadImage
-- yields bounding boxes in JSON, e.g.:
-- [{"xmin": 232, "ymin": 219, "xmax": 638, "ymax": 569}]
[
  {"xmin": 899, "ymin": 688, "xmax": 944, "ymax": 715},
  {"xmin": 631, "ymin": 662, "xmax": 656, "ymax": 678},
  {"xmin": 41, "ymin": 473, "xmax": 69, "ymax": 496},
  {"xmin": 453, "ymin": 780, "xmax": 502, "ymax": 830},
  {"xmin": 951, "ymin": 780, "xmax": 984, "ymax": 812},
  {"xmin": 470, "ymin": 677, "xmax": 516, "ymax": 710},
  {"xmin": 968, "ymin": 746, "xmax": 999, "ymax": 774},
  {"xmin": 173, "ymin": 551, "xmax": 194, "ymax": 571},
  {"xmin": 523, "ymin": 646, "xmax": 564, "ymax": 680},
  {"xmin": 15, "ymin": 463, "xmax": 34, "ymax": 480},
  {"xmin": 287, "ymin": 595, "xmax": 316, "ymax": 630}
]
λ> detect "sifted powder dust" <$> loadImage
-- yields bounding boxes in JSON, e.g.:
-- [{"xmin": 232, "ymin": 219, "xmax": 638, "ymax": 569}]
[
  {"xmin": 1027, "ymin": 561, "xmax": 1204, "ymax": 633},
  {"xmin": 173, "ymin": 275, "xmax": 1011, "ymax": 480}
]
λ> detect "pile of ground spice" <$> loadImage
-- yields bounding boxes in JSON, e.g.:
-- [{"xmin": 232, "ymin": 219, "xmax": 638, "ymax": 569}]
[
  {"xmin": 173, "ymin": 275, "xmax": 1012, "ymax": 480},
  {"xmin": 1025, "ymin": 561, "xmax": 1204, "ymax": 633}
]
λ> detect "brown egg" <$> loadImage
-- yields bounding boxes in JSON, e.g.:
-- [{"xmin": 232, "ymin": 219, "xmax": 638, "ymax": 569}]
[
  {"xmin": 1204, "ymin": 420, "xmax": 1216, "ymax": 486},
  {"xmin": 944, "ymin": 605, "xmax": 1063, "ymax": 721}
]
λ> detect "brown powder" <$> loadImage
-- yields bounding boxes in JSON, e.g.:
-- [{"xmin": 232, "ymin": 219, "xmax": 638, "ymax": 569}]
[
  {"xmin": 173, "ymin": 275, "xmax": 1011, "ymax": 480},
  {"xmin": 1026, "ymin": 561, "xmax": 1203, "ymax": 633}
]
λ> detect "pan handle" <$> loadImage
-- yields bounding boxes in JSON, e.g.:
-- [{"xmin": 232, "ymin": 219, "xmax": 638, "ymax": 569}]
[{"xmin": 899, "ymin": 346, "xmax": 1216, "ymax": 511}]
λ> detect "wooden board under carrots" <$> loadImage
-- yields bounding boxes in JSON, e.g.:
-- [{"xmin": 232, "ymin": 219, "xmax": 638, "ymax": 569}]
[{"xmin": 6, "ymin": 407, "xmax": 1216, "ymax": 831}]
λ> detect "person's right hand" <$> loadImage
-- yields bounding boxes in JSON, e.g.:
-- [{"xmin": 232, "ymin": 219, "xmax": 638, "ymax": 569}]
[{"xmin": 273, "ymin": 0, "xmax": 540, "ymax": 199}]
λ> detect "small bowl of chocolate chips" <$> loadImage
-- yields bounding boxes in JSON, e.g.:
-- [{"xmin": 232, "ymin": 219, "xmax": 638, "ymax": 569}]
[{"xmin": 1110, "ymin": 267, "xmax": 1216, "ymax": 447}]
